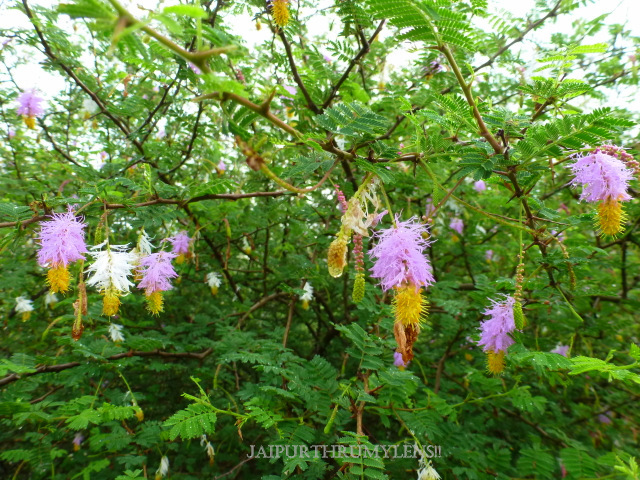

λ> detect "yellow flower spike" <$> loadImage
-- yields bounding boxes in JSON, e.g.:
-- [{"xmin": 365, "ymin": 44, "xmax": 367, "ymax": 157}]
[
  {"xmin": 23, "ymin": 116, "xmax": 36, "ymax": 129},
  {"xmin": 47, "ymin": 265, "xmax": 70, "ymax": 293},
  {"xmin": 176, "ymin": 254, "xmax": 185, "ymax": 265},
  {"xmin": 393, "ymin": 285, "xmax": 429, "ymax": 327},
  {"xmin": 302, "ymin": 299, "xmax": 310, "ymax": 310},
  {"xmin": 597, "ymin": 198, "xmax": 626, "ymax": 236},
  {"xmin": 487, "ymin": 350, "xmax": 506, "ymax": 375},
  {"xmin": 146, "ymin": 291, "xmax": 164, "ymax": 315},
  {"xmin": 272, "ymin": 0, "xmax": 290, "ymax": 27},
  {"xmin": 210, "ymin": 286, "xmax": 218, "ymax": 296},
  {"xmin": 102, "ymin": 290, "xmax": 121, "ymax": 317},
  {"xmin": 21, "ymin": 312, "xmax": 31, "ymax": 322}
]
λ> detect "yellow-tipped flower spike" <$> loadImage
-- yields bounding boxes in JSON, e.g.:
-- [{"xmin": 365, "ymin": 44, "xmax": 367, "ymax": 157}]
[
  {"xmin": 47, "ymin": 265, "xmax": 70, "ymax": 293},
  {"xmin": 21, "ymin": 312, "xmax": 31, "ymax": 322},
  {"xmin": 175, "ymin": 254, "xmax": 186, "ymax": 265},
  {"xmin": 135, "ymin": 408, "xmax": 144, "ymax": 422},
  {"xmin": 210, "ymin": 286, "xmax": 218, "ymax": 296},
  {"xmin": 147, "ymin": 291, "xmax": 164, "ymax": 315},
  {"xmin": 327, "ymin": 236, "xmax": 348, "ymax": 278},
  {"xmin": 487, "ymin": 350, "xmax": 506, "ymax": 375},
  {"xmin": 597, "ymin": 198, "xmax": 626, "ymax": 236},
  {"xmin": 103, "ymin": 290, "xmax": 121, "ymax": 317},
  {"xmin": 23, "ymin": 116, "xmax": 36, "ymax": 129},
  {"xmin": 393, "ymin": 285, "xmax": 428, "ymax": 327},
  {"xmin": 272, "ymin": 0, "xmax": 290, "ymax": 27}
]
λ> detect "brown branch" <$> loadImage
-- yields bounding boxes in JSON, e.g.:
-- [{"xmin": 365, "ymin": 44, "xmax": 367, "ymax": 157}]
[
  {"xmin": 235, "ymin": 292, "xmax": 289, "ymax": 328},
  {"xmin": 0, "ymin": 192, "xmax": 291, "ymax": 229},
  {"xmin": 321, "ymin": 20, "xmax": 386, "ymax": 111},
  {"xmin": 0, "ymin": 348, "xmax": 213, "ymax": 387},
  {"xmin": 277, "ymin": 30, "xmax": 320, "ymax": 114}
]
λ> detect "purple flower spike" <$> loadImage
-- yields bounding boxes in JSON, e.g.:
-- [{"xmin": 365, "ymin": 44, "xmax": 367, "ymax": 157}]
[
  {"xmin": 450, "ymin": 218, "xmax": 464, "ymax": 235},
  {"xmin": 166, "ymin": 231, "xmax": 191, "ymax": 255},
  {"xmin": 369, "ymin": 215, "xmax": 434, "ymax": 292},
  {"xmin": 37, "ymin": 207, "xmax": 88, "ymax": 267},
  {"xmin": 568, "ymin": 152, "xmax": 633, "ymax": 203},
  {"xmin": 393, "ymin": 351, "xmax": 407, "ymax": 367},
  {"xmin": 474, "ymin": 180, "xmax": 487, "ymax": 192},
  {"xmin": 17, "ymin": 88, "xmax": 45, "ymax": 118},
  {"xmin": 137, "ymin": 252, "xmax": 179, "ymax": 294},
  {"xmin": 477, "ymin": 296, "xmax": 517, "ymax": 353}
]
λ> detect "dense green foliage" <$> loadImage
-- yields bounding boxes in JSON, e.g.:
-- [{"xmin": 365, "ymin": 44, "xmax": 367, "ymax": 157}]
[{"xmin": 1, "ymin": 0, "xmax": 640, "ymax": 479}]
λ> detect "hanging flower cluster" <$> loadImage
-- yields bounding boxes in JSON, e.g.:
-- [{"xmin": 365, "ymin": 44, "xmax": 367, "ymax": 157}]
[
  {"xmin": 16, "ymin": 88, "xmax": 45, "ymax": 129},
  {"xmin": 327, "ymin": 177, "xmax": 382, "ymax": 278},
  {"xmin": 15, "ymin": 296, "xmax": 34, "ymax": 321},
  {"xmin": 369, "ymin": 215, "xmax": 435, "ymax": 366},
  {"xmin": 300, "ymin": 282, "xmax": 314, "ymax": 309},
  {"xmin": 569, "ymin": 150, "xmax": 634, "ymax": 236},
  {"xmin": 37, "ymin": 207, "xmax": 88, "ymax": 293},
  {"xmin": 137, "ymin": 252, "xmax": 179, "ymax": 314},
  {"xmin": 477, "ymin": 295, "xmax": 519, "ymax": 375},
  {"xmin": 206, "ymin": 272, "xmax": 222, "ymax": 295},
  {"xmin": 85, "ymin": 243, "xmax": 137, "ymax": 317},
  {"xmin": 166, "ymin": 231, "xmax": 192, "ymax": 264}
]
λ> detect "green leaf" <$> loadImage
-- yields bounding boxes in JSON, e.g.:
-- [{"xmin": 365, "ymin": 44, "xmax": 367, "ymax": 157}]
[
  {"xmin": 163, "ymin": 5, "xmax": 208, "ymax": 18},
  {"xmin": 163, "ymin": 404, "xmax": 217, "ymax": 440}
]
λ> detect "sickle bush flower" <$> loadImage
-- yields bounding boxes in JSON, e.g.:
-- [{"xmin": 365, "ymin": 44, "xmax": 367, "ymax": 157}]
[
  {"xmin": 474, "ymin": 180, "xmax": 487, "ymax": 192},
  {"xmin": 15, "ymin": 296, "xmax": 34, "ymax": 321},
  {"xmin": 569, "ymin": 151, "xmax": 634, "ymax": 236},
  {"xmin": 85, "ymin": 243, "xmax": 136, "ymax": 316},
  {"xmin": 370, "ymin": 216, "xmax": 435, "ymax": 364},
  {"xmin": 477, "ymin": 295, "xmax": 518, "ymax": 374},
  {"xmin": 271, "ymin": 0, "xmax": 290, "ymax": 27},
  {"xmin": 37, "ymin": 207, "xmax": 88, "ymax": 293},
  {"xmin": 300, "ymin": 282, "xmax": 314, "ymax": 310},
  {"xmin": 449, "ymin": 218, "xmax": 464, "ymax": 235},
  {"xmin": 369, "ymin": 216, "xmax": 434, "ymax": 291},
  {"xmin": 108, "ymin": 323, "xmax": 125, "ymax": 343},
  {"xmin": 16, "ymin": 88, "xmax": 45, "ymax": 129},
  {"xmin": 206, "ymin": 272, "xmax": 222, "ymax": 295},
  {"xmin": 137, "ymin": 251, "xmax": 178, "ymax": 314},
  {"xmin": 165, "ymin": 231, "xmax": 191, "ymax": 264}
]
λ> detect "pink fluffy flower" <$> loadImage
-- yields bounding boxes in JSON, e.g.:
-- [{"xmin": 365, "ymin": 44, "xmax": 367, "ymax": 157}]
[
  {"xmin": 450, "ymin": 218, "xmax": 464, "ymax": 235},
  {"xmin": 393, "ymin": 351, "xmax": 407, "ymax": 367},
  {"xmin": 137, "ymin": 252, "xmax": 178, "ymax": 294},
  {"xmin": 477, "ymin": 296, "xmax": 517, "ymax": 353},
  {"xmin": 16, "ymin": 88, "xmax": 45, "ymax": 118},
  {"xmin": 485, "ymin": 250, "xmax": 494, "ymax": 261},
  {"xmin": 37, "ymin": 207, "xmax": 88, "ymax": 267},
  {"xmin": 568, "ymin": 151, "xmax": 633, "ymax": 203},
  {"xmin": 217, "ymin": 160, "xmax": 227, "ymax": 173},
  {"xmin": 474, "ymin": 180, "xmax": 487, "ymax": 192},
  {"xmin": 166, "ymin": 231, "xmax": 191, "ymax": 255},
  {"xmin": 369, "ymin": 216, "xmax": 434, "ymax": 292},
  {"xmin": 551, "ymin": 344, "xmax": 570, "ymax": 357}
]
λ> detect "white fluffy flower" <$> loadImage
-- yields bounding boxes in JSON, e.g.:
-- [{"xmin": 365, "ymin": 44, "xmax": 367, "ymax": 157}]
[
  {"xmin": 206, "ymin": 272, "xmax": 222, "ymax": 288},
  {"xmin": 133, "ymin": 229, "xmax": 154, "ymax": 258},
  {"xmin": 85, "ymin": 243, "xmax": 136, "ymax": 294},
  {"xmin": 418, "ymin": 464, "xmax": 441, "ymax": 480},
  {"xmin": 82, "ymin": 98, "xmax": 98, "ymax": 114},
  {"xmin": 300, "ymin": 282, "xmax": 314, "ymax": 302},
  {"xmin": 15, "ymin": 296, "xmax": 34, "ymax": 313},
  {"xmin": 108, "ymin": 323, "xmax": 125, "ymax": 343},
  {"xmin": 156, "ymin": 455, "xmax": 169, "ymax": 478},
  {"xmin": 44, "ymin": 291, "xmax": 58, "ymax": 306}
]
